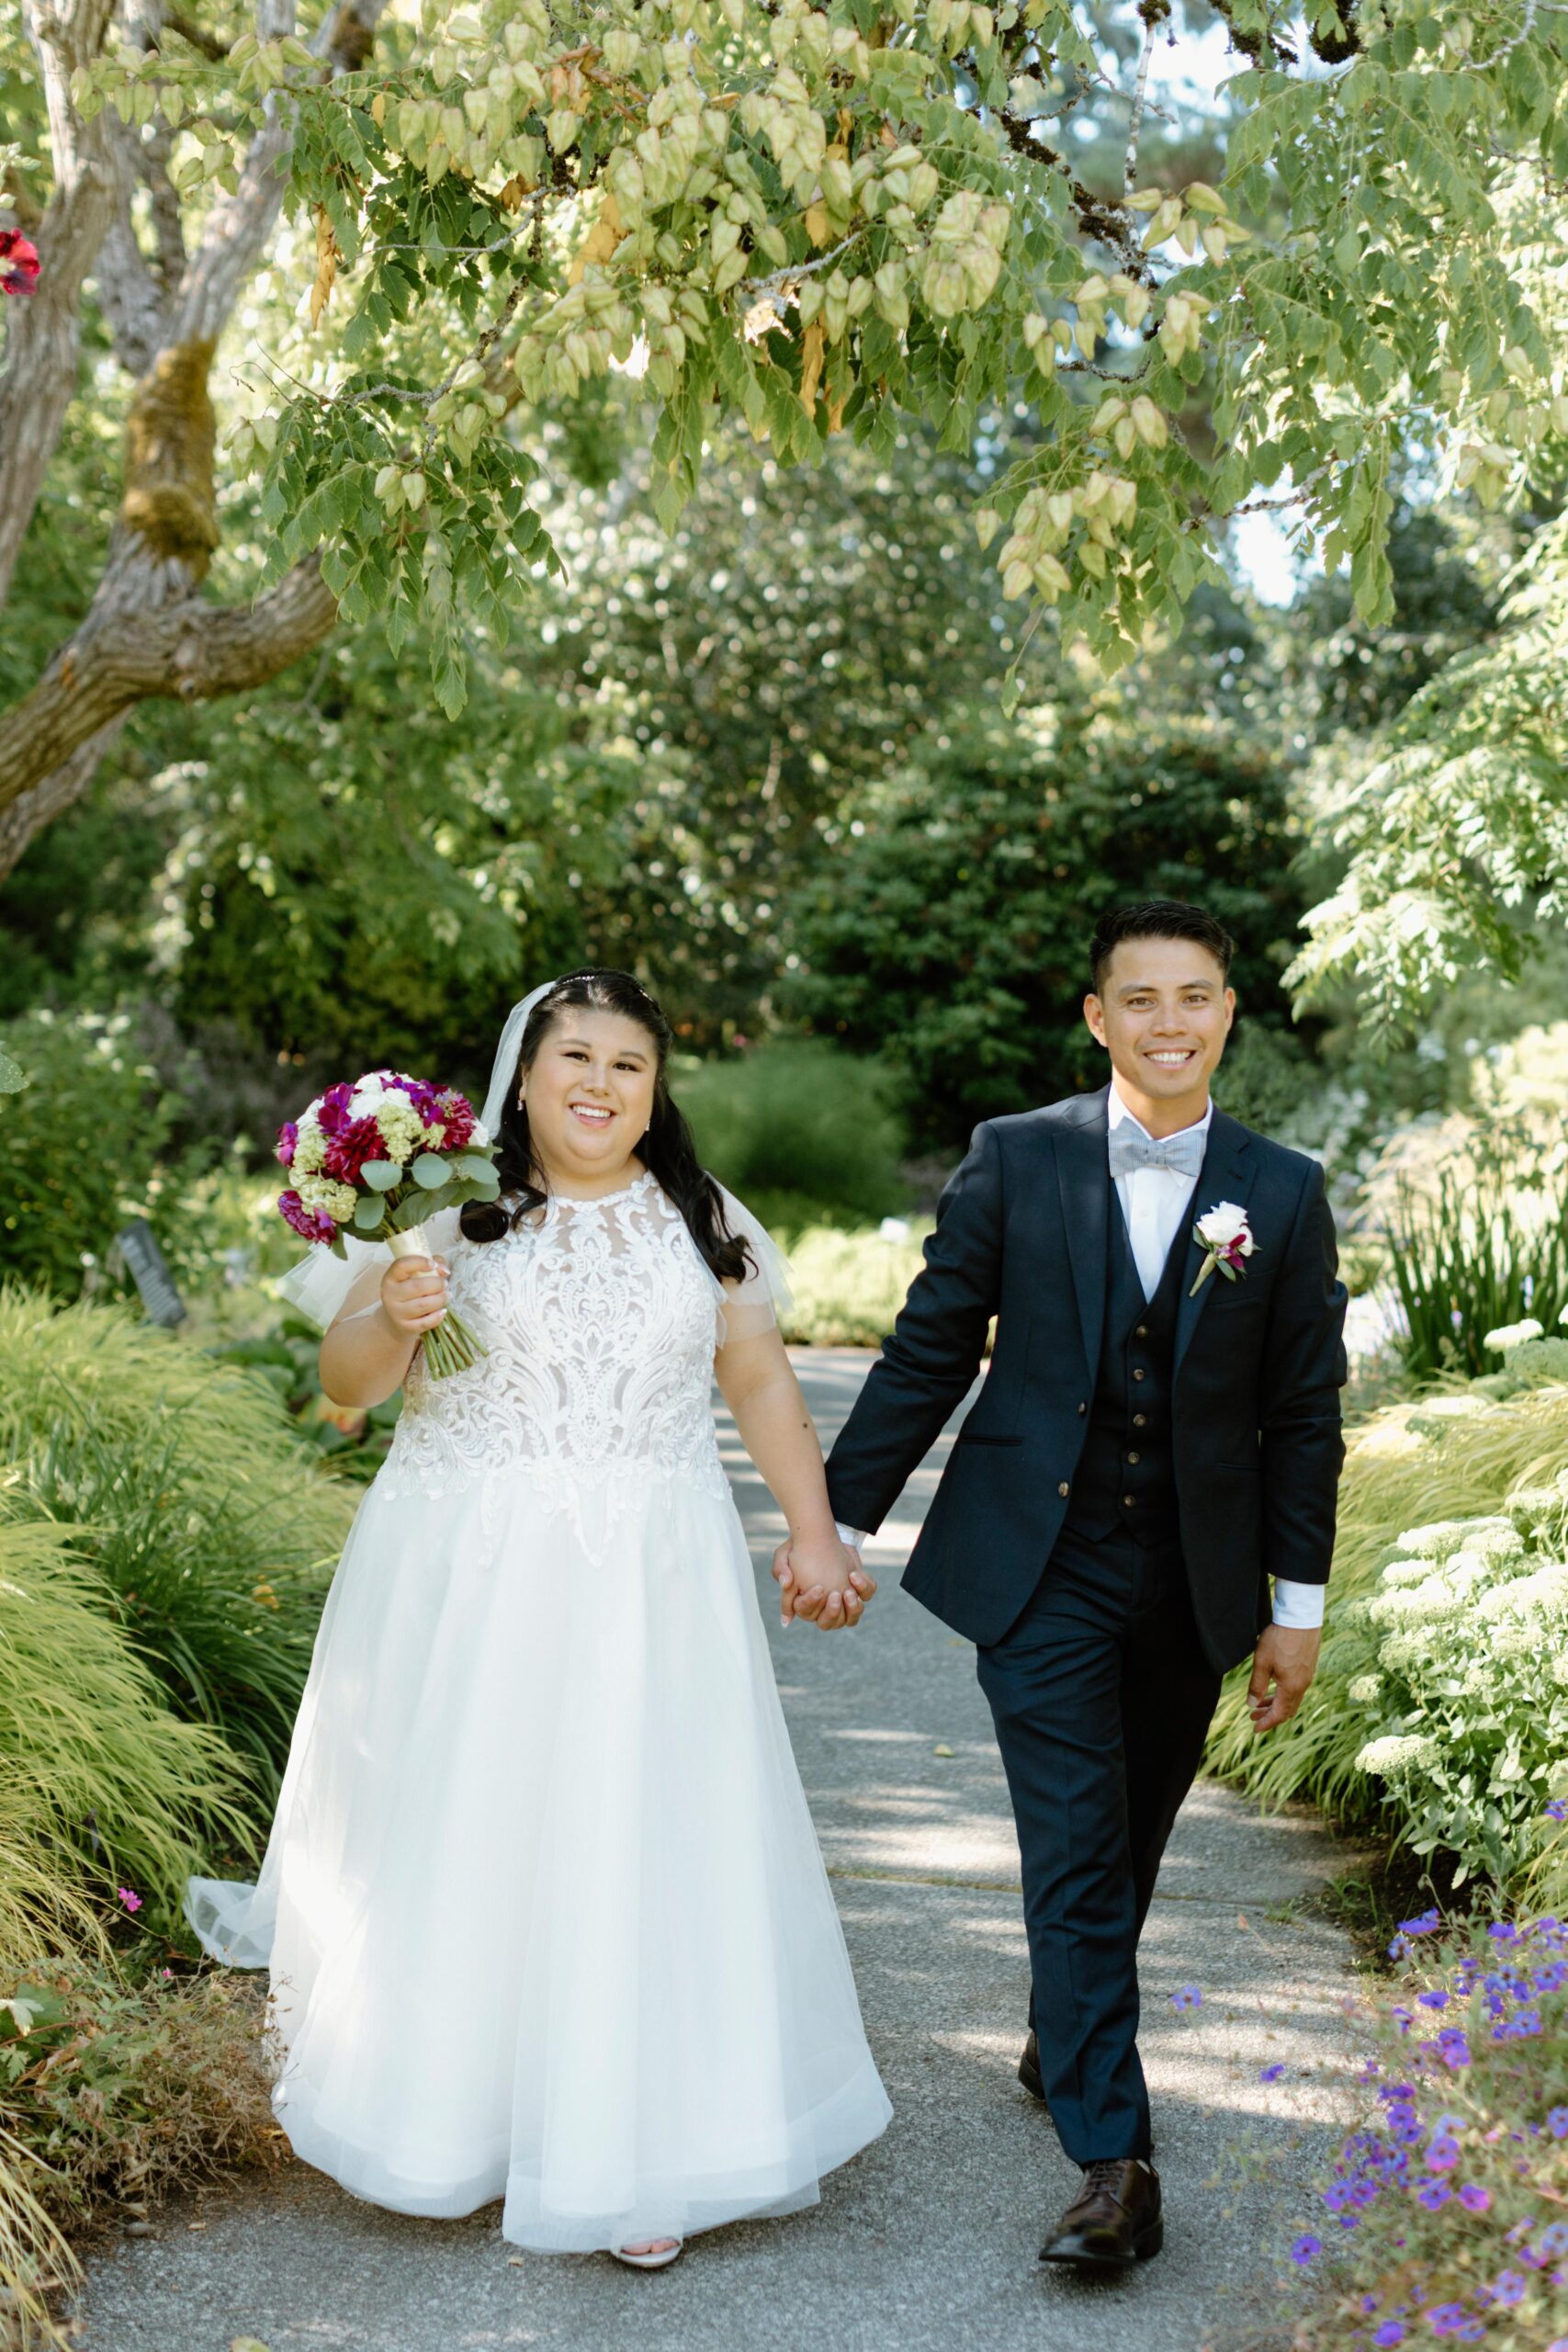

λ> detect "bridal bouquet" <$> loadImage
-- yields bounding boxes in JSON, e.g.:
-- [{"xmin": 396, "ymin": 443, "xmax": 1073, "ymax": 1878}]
[{"xmin": 276, "ymin": 1070, "xmax": 501, "ymax": 1378}]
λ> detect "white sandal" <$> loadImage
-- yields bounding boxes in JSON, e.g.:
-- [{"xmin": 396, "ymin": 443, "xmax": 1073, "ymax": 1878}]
[{"xmin": 611, "ymin": 2237, "xmax": 684, "ymax": 2270}]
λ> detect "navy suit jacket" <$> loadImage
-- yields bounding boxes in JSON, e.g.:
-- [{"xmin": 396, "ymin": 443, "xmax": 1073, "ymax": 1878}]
[{"xmin": 823, "ymin": 1086, "xmax": 1349, "ymax": 1671}]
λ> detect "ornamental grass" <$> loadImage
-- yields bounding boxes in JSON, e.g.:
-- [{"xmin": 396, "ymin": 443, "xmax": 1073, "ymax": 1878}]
[
  {"xmin": 0, "ymin": 1516, "xmax": 250, "ymax": 1973},
  {"xmin": 0, "ymin": 1286, "xmax": 353, "ymax": 1810}
]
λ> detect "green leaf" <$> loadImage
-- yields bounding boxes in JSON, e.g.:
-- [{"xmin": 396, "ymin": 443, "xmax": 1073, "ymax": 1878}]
[
  {"xmin": 352, "ymin": 1194, "xmax": 386, "ymax": 1233},
  {"xmin": 411, "ymin": 1152, "xmax": 450, "ymax": 1189},
  {"xmin": 361, "ymin": 1159, "xmax": 403, "ymax": 1192}
]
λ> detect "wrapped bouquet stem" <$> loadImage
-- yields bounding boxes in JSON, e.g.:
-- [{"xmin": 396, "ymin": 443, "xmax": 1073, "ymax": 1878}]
[
  {"xmin": 276, "ymin": 1069, "xmax": 501, "ymax": 1381},
  {"xmin": 386, "ymin": 1225, "xmax": 482, "ymax": 1379}
]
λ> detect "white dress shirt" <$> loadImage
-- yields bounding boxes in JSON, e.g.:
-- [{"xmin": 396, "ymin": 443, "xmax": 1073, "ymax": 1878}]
[{"xmin": 836, "ymin": 1078, "xmax": 1325, "ymax": 1633}]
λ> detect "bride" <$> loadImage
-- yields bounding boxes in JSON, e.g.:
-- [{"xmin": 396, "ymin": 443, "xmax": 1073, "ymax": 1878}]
[{"xmin": 187, "ymin": 968, "xmax": 890, "ymax": 2267}]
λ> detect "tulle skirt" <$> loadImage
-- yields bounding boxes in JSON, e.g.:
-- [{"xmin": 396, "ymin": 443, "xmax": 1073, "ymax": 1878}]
[{"xmin": 186, "ymin": 1460, "xmax": 891, "ymax": 2252}]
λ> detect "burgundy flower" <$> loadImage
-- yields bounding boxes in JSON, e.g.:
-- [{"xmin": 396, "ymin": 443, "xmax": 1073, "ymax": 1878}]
[
  {"xmin": 314, "ymin": 1080, "xmax": 355, "ymax": 1138},
  {"xmin": 278, "ymin": 1188, "xmax": 337, "ymax": 1244},
  {"xmin": 434, "ymin": 1088, "xmax": 476, "ymax": 1148},
  {"xmin": 276, "ymin": 1119, "xmax": 299, "ymax": 1170},
  {"xmin": 0, "ymin": 231, "xmax": 39, "ymax": 298},
  {"xmin": 322, "ymin": 1114, "xmax": 389, "ymax": 1184}
]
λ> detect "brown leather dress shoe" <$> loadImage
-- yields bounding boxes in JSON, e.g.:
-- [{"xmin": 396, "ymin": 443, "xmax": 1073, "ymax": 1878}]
[
  {"xmin": 1018, "ymin": 2030, "xmax": 1045, "ymax": 2100},
  {"xmin": 1039, "ymin": 2158, "xmax": 1163, "ymax": 2267}
]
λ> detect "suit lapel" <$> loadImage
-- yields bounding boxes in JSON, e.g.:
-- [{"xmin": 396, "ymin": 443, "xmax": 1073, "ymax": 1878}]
[
  {"xmin": 1173, "ymin": 1109, "xmax": 1256, "ymax": 1376},
  {"xmin": 1055, "ymin": 1089, "xmax": 1111, "ymax": 1378}
]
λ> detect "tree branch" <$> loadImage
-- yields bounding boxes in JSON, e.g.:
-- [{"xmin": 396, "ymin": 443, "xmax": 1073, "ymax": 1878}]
[
  {"xmin": 995, "ymin": 107, "xmax": 1155, "ymax": 281},
  {"xmin": 0, "ymin": 718, "xmax": 130, "ymax": 882},
  {"xmin": 0, "ymin": 558, "xmax": 338, "ymax": 825},
  {"xmin": 0, "ymin": 0, "xmax": 120, "ymax": 606}
]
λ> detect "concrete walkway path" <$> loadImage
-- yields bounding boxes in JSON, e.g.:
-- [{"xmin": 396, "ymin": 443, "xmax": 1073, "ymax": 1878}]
[{"xmin": 75, "ymin": 1349, "xmax": 1359, "ymax": 2352}]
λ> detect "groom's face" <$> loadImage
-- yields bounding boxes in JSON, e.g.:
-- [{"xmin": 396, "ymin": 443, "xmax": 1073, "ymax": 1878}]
[{"xmin": 1083, "ymin": 937, "xmax": 1235, "ymax": 1115}]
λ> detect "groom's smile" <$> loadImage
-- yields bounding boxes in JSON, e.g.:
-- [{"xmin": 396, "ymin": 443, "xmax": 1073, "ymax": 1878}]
[{"xmin": 1083, "ymin": 935, "xmax": 1235, "ymax": 1136}]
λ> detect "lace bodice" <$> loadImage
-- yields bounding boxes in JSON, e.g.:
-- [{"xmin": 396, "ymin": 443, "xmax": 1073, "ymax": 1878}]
[{"xmin": 372, "ymin": 1173, "xmax": 782, "ymax": 1555}]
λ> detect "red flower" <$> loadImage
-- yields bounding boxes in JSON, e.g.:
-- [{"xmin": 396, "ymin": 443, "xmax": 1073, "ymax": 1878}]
[
  {"xmin": 322, "ymin": 1114, "xmax": 389, "ymax": 1184},
  {"xmin": 0, "ymin": 232, "xmax": 40, "ymax": 298},
  {"xmin": 278, "ymin": 1189, "xmax": 337, "ymax": 1244},
  {"xmin": 434, "ymin": 1089, "xmax": 476, "ymax": 1149}
]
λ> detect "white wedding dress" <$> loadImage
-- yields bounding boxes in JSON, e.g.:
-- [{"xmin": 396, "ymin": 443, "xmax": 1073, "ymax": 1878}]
[{"xmin": 187, "ymin": 1170, "xmax": 890, "ymax": 2252}]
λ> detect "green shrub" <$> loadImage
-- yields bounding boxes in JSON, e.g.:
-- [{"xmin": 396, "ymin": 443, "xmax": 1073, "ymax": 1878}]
[
  {"xmin": 0, "ymin": 1289, "xmax": 352, "ymax": 1812},
  {"xmin": 786, "ymin": 711, "xmax": 1311, "ymax": 1149},
  {"xmin": 679, "ymin": 1042, "xmax": 908, "ymax": 1220},
  {"xmin": 0, "ymin": 1515, "xmax": 250, "ymax": 1971},
  {"xmin": 778, "ymin": 1221, "xmax": 931, "ymax": 1349},
  {"xmin": 0, "ymin": 1960, "xmax": 276, "ymax": 2238},
  {"xmin": 0, "ymin": 1010, "xmax": 215, "ymax": 1304},
  {"xmin": 1206, "ymin": 1378, "xmax": 1568, "ymax": 1900}
]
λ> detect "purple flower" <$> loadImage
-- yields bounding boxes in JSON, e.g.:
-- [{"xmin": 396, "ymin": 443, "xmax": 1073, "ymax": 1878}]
[
  {"xmin": 1549, "ymin": 2107, "xmax": 1568, "ymax": 2139},
  {"xmin": 1418, "ymin": 1990, "xmax": 1451, "ymax": 2009},
  {"xmin": 1170, "ymin": 1984, "xmax": 1202, "ymax": 2010},
  {"xmin": 1546, "ymin": 1800, "xmax": 1568, "ymax": 1822},
  {"xmin": 1401, "ymin": 1910, "xmax": 1443, "ymax": 1937},
  {"xmin": 1417, "ymin": 2182, "xmax": 1450, "ymax": 2210},
  {"xmin": 1292, "ymin": 2233, "xmax": 1322, "ymax": 2263},
  {"xmin": 1539, "ymin": 2224, "xmax": 1568, "ymax": 2256},
  {"xmin": 1437, "ymin": 2035, "xmax": 1472, "ymax": 2070},
  {"xmin": 276, "ymin": 1119, "xmax": 298, "ymax": 1169},
  {"xmin": 277, "ymin": 1189, "xmax": 338, "ymax": 1246},
  {"xmin": 1458, "ymin": 2184, "xmax": 1492, "ymax": 2213},
  {"xmin": 1487, "ymin": 2273, "xmax": 1527, "ymax": 2308},
  {"xmin": 1427, "ymin": 2306, "xmax": 1468, "ymax": 2338},
  {"xmin": 1260, "ymin": 2063, "xmax": 1286, "ymax": 2081},
  {"xmin": 1375, "ymin": 2327, "xmax": 1404, "ymax": 2347},
  {"xmin": 313, "ymin": 1080, "xmax": 355, "ymax": 1137},
  {"xmin": 1535, "ymin": 1963, "xmax": 1567, "ymax": 1991},
  {"xmin": 116, "ymin": 1885, "xmax": 142, "ymax": 1913},
  {"xmin": 1487, "ymin": 1921, "xmax": 1520, "ymax": 1944}
]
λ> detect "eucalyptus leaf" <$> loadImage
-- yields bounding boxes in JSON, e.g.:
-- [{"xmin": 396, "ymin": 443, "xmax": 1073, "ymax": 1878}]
[
  {"xmin": 457, "ymin": 1152, "xmax": 496, "ymax": 1182},
  {"xmin": 361, "ymin": 1159, "xmax": 403, "ymax": 1192},
  {"xmin": 412, "ymin": 1152, "xmax": 450, "ymax": 1190},
  {"xmin": 353, "ymin": 1195, "xmax": 386, "ymax": 1233}
]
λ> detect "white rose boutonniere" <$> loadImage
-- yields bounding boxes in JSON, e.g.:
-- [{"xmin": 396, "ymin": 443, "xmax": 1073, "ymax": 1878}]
[{"xmin": 1190, "ymin": 1201, "xmax": 1257, "ymax": 1298}]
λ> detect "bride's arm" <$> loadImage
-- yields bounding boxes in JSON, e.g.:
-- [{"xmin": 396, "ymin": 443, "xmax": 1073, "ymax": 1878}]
[
  {"xmin": 319, "ymin": 1254, "xmax": 449, "ymax": 1408},
  {"xmin": 715, "ymin": 1327, "xmax": 874, "ymax": 1631}
]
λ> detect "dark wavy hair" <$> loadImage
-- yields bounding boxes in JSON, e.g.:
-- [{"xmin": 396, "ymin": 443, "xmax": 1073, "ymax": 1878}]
[{"xmin": 458, "ymin": 968, "xmax": 753, "ymax": 1284}]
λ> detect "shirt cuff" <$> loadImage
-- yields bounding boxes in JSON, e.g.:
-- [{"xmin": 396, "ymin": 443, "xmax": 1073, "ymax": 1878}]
[
  {"xmin": 834, "ymin": 1522, "xmax": 869, "ymax": 1553},
  {"xmin": 1271, "ymin": 1577, "xmax": 1325, "ymax": 1630}
]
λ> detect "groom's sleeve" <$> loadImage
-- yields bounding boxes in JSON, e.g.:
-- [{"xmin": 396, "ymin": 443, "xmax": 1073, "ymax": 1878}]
[
  {"xmin": 1258, "ymin": 1159, "xmax": 1349, "ymax": 1588},
  {"xmin": 824, "ymin": 1122, "xmax": 1005, "ymax": 1537}
]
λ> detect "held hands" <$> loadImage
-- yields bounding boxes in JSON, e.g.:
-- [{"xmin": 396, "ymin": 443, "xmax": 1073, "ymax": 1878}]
[
  {"xmin": 379, "ymin": 1253, "xmax": 450, "ymax": 1340},
  {"xmin": 771, "ymin": 1532, "xmax": 877, "ymax": 1632},
  {"xmin": 1247, "ymin": 1623, "xmax": 1321, "ymax": 1735}
]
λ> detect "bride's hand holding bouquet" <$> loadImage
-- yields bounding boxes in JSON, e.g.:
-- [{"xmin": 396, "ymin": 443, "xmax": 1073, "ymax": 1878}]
[{"xmin": 276, "ymin": 1069, "xmax": 500, "ymax": 1380}]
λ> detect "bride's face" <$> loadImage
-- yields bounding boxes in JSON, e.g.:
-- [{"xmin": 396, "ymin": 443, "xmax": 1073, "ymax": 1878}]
[{"xmin": 521, "ymin": 1009, "xmax": 660, "ymax": 1189}]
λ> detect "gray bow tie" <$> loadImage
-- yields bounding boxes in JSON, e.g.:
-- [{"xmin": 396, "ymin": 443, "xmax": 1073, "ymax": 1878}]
[{"xmin": 1108, "ymin": 1125, "xmax": 1206, "ymax": 1182}]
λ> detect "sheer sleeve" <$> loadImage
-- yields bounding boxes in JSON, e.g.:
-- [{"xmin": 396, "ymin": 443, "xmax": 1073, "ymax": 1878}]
[
  {"xmin": 712, "ymin": 1188, "xmax": 794, "ymax": 1349},
  {"xmin": 276, "ymin": 1208, "xmax": 464, "ymax": 1333}
]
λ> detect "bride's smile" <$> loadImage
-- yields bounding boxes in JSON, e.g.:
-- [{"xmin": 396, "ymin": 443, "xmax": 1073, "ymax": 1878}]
[{"xmin": 519, "ymin": 1013, "xmax": 658, "ymax": 1193}]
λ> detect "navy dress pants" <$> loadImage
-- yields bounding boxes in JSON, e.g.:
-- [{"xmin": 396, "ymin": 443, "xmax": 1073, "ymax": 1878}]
[{"xmin": 975, "ymin": 1524, "xmax": 1224, "ymax": 2165}]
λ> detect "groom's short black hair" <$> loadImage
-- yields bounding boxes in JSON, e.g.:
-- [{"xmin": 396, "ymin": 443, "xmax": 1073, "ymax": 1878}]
[{"xmin": 1089, "ymin": 900, "xmax": 1235, "ymax": 994}]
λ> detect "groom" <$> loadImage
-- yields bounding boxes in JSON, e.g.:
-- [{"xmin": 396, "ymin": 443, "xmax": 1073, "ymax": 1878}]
[{"xmin": 776, "ymin": 899, "xmax": 1348, "ymax": 2269}]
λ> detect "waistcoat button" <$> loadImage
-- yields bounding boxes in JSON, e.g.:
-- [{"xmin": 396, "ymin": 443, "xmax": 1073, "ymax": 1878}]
[
  {"xmin": 1122, "ymin": 1494, "xmax": 1135, "ymax": 1508},
  {"xmin": 1133, "ymin": 1369, "xmax": 1145, "ymax": 1382},
  {"xmin": 1077, "ymin": 1401, "xmax": 1087, "ymax": 1416},
  {"xmin": 1057, "ymin": 1480, "xmax": 1070, "ymax": 1498},
  {"xmin": 1127, "ymin": 1451, "xmax": 1140, "ymax": 1465},
  {"xmin": 1135, "ymin": 1325, "xmax": 1148, "ymax": 1339},
  {"xmin": 1134, "ymin": 1413, "xmax": 1147, "ymax": 1428}
]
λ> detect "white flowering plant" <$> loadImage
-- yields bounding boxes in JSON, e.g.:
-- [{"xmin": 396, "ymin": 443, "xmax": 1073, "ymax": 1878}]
[{"xmin": 1348, "ymin": 1512, "xmax": 1568, "ymax": 1890}]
